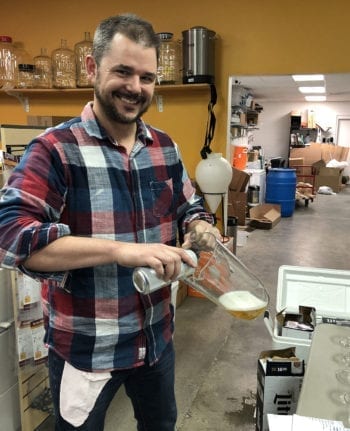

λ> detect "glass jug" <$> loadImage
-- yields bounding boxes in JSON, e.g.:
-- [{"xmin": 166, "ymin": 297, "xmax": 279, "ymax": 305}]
[
  {"xmin": 183, "ymin": 232, "xmax": 269, "ymax": 320},
  {"xmin": 156, "ymin": 32, "xmax": 181, "ymax": 85},
  {"xmin": 33, "ymin": 48, "xmax": 52, "ymax": 88},
  {"xmin": 133, "ymin": 232, "xmax": 269, "ymax": 321},
  {"xmin": 52, "ymin": 39, "xmax": 76, "ymax": 89},
  {"xmin": 74, "ymin": 31, "xmax": 93, "ymax": 88}
]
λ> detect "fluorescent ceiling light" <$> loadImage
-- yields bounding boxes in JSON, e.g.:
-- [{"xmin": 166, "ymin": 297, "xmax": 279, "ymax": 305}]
[
  {"xmin": 305, "ymin": 95, "xmax": 327, "ymax": 102},
  {"xmin": 298, "ymin": 86, "xmax": 326, "ymax": 94},
  {"xmin": 292, "ymin": 74, "xmax": 325, "ymax": 82}
]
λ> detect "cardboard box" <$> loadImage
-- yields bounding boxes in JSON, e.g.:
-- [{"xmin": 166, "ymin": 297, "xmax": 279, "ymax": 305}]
[
  {"xmin": 247, "ymin": 111, "xmax": 258, "ymax": 126},
  {"xmin": 311, "ymin": 159, "xmax": 325, "ymax": 174},
  {"xmin": 288, "ymin": 158, "xmax": 306, "ymax": 175},
  {"xmin": 321, "ymin": 144, "xmax": 349, "ymax": 164},
  {"xmin": 290, "ymin": 142, "xmax": 349, "ymax": 165},
  {"xmin": 230, "ymin": 112, "xmax": 246, "ymax": 126},
  {"xmin": 289, "ymin": 143, "xmax": 322, "ymax": 165},
  {"xmin": 315, "ymin": 166, "xmax": 343, "ymax": 192},
  {"xmin": 227, "ymin": 191, "xmax": 247, "ymax": 226},
  {"xmin": 248, "ymin": 150, "xmax": 259, "ymax": 162},
  {"xmin": 249, "ymin": 204, "xmax": 281, "ymax": 229},
  {"xmin": 27, "ymin": 115, "xmax": 72, "ymax": 127},
  {"xmin": 288, "ymin": 157, "xmax": 304, "ymax": 168},
  {"xmin": 278, "ymin": 306, "xmax": 316, "ymax": 340},
  {"xmin": 256, "ymin": 348, "xmax": 305, "ymax": 431},
  {"xmin": 229, "ymin": 167, "xmax": 250, "ymax": 192}
]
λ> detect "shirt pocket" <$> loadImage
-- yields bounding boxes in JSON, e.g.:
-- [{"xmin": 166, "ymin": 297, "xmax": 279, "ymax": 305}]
[{"xmin": 150, "ymin": 178, "xmax": 177, "ymax": 217}]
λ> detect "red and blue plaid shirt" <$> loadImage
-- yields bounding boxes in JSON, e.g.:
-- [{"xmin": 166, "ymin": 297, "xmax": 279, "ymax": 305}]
[{"xmin": 0, "ymin": 102, "xmax": 213, "ymax": 371}]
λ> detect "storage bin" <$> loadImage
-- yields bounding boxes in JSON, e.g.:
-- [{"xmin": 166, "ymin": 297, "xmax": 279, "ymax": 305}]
[
  {"xmin": 265, "ymin": 168, "xmax": 296, "ymax": 217},
  {"xmin": 264, "ymin": 265, "xmax": 350, "ymax": 363}
]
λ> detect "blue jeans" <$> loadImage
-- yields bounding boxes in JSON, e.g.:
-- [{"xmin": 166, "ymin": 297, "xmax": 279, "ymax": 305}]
[{"xmin": 48, "ymin": 341, "xmax": 177, "ymax": 431}]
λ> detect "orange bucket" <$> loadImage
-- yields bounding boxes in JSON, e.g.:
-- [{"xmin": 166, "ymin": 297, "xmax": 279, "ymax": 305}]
[{"xmin": 232, "ymin": 144, "xmax": 248, "ymax": 170}]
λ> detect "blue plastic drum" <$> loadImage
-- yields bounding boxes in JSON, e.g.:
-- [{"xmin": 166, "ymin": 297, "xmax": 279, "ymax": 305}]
[{"xmin": 265, "ymin": 168, "xmax": 297, "ymax": 217}]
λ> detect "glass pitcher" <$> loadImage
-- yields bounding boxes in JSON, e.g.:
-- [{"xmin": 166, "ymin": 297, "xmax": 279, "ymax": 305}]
[
  {"xmin": 183, "ymin": 232, "xmax": 269, "ymax": 320},
  {"xmin": 133, "ymin": 232, "xmax": 269, "ymax": 321}
]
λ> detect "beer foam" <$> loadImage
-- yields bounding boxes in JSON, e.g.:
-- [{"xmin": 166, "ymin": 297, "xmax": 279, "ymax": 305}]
[{"xmin": 218, "ymin": 291, "xmax": 267, "ymax": 311}]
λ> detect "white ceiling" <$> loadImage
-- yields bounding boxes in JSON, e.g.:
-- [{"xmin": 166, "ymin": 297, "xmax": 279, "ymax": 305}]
[{"xmin": 231, "ymin": 73, "xmax": 350, "ymax": 103}]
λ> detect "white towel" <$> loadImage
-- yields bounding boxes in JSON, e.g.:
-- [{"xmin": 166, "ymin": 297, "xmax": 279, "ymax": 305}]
[{"xmin": 60, "ymin": 361, "xmax": 111, "ymax": 427}]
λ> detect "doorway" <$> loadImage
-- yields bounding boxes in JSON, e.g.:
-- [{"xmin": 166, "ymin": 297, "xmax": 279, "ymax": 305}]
[{"xmin": 336, "ymin": 115, "xmax": 350, "ymax": 182}]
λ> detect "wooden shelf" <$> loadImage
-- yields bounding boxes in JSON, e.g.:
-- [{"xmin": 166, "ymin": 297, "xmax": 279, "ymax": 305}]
[
  {"xmin": 155, "ymin": 83, "xmax": 210, "ymax": 92},
  {"xmin": 1, "ymin": 83, "xmax": 210, "ymax": 112},
  {"xmin": 1, "ymin": 88, "xmax": 92, "ymax": 96},
  {"xmin": 1, "ymin": 83, "xmax": 209, "ymax": 96}
]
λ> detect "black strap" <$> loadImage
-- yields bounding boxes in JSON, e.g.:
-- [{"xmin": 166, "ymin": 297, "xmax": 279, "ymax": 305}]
[{"xmin": 200, "ymin": 84, "xmax": 217, "ymax": 159}]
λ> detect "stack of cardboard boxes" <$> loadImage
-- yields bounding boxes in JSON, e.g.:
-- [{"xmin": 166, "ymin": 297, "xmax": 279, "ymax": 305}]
[
  {"xmin": 290, "ymin": 142, "xmax": 349, "ymax": 193},
  {"xmin": 228, "ymin": 167, "xmax": 281, "ymax": 230},
  {"xmin": 227, "ymin": 167, "xmax": 250, "ymax": 226}
]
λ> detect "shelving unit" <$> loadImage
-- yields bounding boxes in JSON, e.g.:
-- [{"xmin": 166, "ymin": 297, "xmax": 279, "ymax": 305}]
[
  {"xmin": 290, "ymin": 127, "xmax": 317, "ymax": 147},
  {"xmin": 226, "ymin": 77, "xmax": 262, "ymax": 166},
  {"xmin": 0, "ymin": 269, "xmax": 51, "ymax": 431}
]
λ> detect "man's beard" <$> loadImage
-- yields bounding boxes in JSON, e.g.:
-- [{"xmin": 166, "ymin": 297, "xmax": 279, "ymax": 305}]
[{"xmin": 94, "ymin": 84, "xmax": 151, "ymax": 124}]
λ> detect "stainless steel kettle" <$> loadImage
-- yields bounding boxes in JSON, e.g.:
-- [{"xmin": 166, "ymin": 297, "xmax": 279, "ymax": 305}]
[{"xmin": 182, "ymin": 26, "xmax": 216, "ymax": 84}]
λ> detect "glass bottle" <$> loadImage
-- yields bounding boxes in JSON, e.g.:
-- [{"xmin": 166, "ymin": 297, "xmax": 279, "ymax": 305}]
[
  {"xmin": 52, "ymin": 39, "xmax": 76, "ymax": 89},
  {"xmin": 156, "ymin": 32, "xmax": 181, "ymax": 85},
  {"xmin": 74, "ymin": 32, "xmax": 93, "ymax": 88},
  {"xmin": 33, "ymin": 48, "xmax": 52, "ymax": 88},
  {"xmin": 12, "ymin": 42, "xmax": 34, "ymax": 89},
  {"xmin": 17, "ymin": 64, "xmax": 35, "ymax": 88},
  {"xmin": 0, "ymin": 35, "xmax": 16, "ymax": 89}
]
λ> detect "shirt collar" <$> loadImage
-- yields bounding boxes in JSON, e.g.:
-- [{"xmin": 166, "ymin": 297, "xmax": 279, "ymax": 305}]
[{"xmin": 81, "ymin": 102, "xmax": 154, "ymax": 146}]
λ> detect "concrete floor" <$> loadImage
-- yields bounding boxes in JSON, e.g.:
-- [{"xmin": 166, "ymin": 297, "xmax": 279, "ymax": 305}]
[{"xmin": 38, "ymin": 185, "xmax": 350, "ymax": 430}]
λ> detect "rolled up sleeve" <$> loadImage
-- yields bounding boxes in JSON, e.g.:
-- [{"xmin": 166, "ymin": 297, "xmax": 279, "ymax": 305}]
[{"xmin": 0, "ymin": 140, "xmax": 70, "ymax": 283}]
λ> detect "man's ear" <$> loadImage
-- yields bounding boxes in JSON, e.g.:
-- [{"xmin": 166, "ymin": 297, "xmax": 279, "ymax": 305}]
[{"xmin": 85, "ymin": 55, "xmax": 97, "ymax": 84}]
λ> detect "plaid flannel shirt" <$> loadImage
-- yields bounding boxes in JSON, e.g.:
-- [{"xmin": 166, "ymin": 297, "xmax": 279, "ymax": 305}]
[{"xmin": 0, "ymin": 102, "xmax": 213, "ymax": 371}]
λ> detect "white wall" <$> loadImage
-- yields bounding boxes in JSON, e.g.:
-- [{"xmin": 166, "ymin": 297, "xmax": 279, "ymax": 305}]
[{"xmin": 252, "ymin": 101, "xmax": 350, "ymax": 163}]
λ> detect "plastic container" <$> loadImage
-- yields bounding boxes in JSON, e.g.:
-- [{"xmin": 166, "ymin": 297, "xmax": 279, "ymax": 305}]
[
  {"xmin": 264, "ymin": 265, "xmax": 350, "ymax": 363},
  {"xmin": 157, "ymin": 32, "xmax": 181, "ymax": 85},
  {"xmin": 232, "ymin": 141, "xmax": 248, "ymax": 170},
  {"xmin": 265, "ymin": 168, "xmax": 297, "ymax": 217},
  {"xmin": 75, "ymin": 32, "xmax": 93, "ymax": 88},
  {"xmin": 52, "ymin": 39, "xmax": 76, "ymax": 89},
  {"xmin": 33, "ymin": 48, "xmax": 52, "ymax": 88},
  {"xmin": 195, "ymin": 152, "xmax": 232, "ymax": 214},
  {"xmin": 0, "ymin": 35, "xmax": 16, "ymax": 88}
]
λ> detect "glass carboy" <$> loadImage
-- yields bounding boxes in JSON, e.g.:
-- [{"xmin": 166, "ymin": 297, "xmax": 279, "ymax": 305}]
[
  {"xmin": 74, "ymin": 32, "xmax": 93, "ymax": 88},
  {"xmin": 33, "ymin": 48, "xmax": 52, "ymax": 88},
  {"xmin": 52, "ymin": 39, "xmax": 76, "ymax": 88}
]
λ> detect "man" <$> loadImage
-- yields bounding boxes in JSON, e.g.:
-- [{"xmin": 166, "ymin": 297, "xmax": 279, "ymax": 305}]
[{"xmin": 0, "ymin": 13, "xmax": 218, "ymax": 431}]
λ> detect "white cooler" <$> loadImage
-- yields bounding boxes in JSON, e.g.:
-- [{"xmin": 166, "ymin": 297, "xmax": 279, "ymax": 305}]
[{"xmin": 264, "ymin": 265, "xmax": 350, "ymax": 362}]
